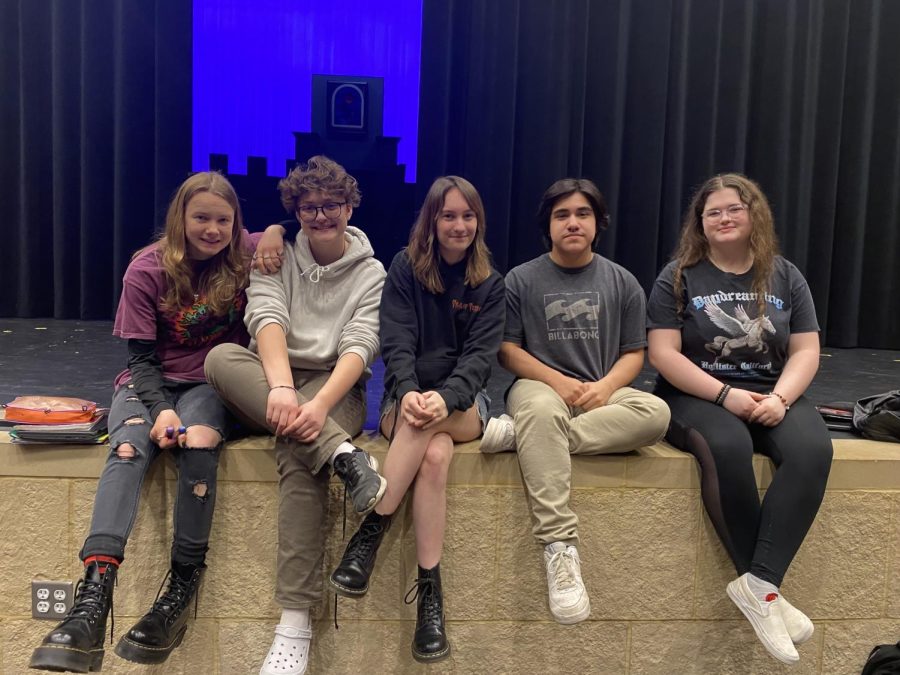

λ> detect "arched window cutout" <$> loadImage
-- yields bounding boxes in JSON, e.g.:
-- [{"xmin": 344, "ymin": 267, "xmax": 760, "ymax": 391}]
[{"xmin": 331, "ymin": 84, "xmax": 365, "ymax": 130}]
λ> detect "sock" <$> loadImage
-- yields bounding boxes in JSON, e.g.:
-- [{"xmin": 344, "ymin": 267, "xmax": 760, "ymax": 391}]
[
  {"xmin": 328, "ymin": 441, "xmax": 355, "ymax": 465},
  {"xmin": 746, "ymin": 573, "xmax": 780, "ymax": 603},
  {"xmin": 83, "ymin": 555, "xmax": 120, "ymax": 575},
  {"xmin": 280, "ymin": 608, "xmax": 311, "ymax": 630}
]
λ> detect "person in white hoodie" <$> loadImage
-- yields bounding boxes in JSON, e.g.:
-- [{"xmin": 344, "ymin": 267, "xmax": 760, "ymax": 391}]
[{"xmin": 204, "ymin": 156, "xmax": 387, "ymax": 675}]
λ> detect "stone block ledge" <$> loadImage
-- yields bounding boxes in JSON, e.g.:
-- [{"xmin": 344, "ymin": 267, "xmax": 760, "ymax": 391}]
[
  {"xmin": 2, "ymin": 431, "xmax": 898, "ymax": 491},
  {"xmin": 2, "ymin": 432, "xmax": 899, "ymax": 674}
]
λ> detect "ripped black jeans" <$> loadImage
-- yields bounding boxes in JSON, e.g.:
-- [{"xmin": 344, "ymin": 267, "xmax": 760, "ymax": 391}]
[{"xmin": 79, "ymin": 381, "xmax": 228, "ymax": 566}]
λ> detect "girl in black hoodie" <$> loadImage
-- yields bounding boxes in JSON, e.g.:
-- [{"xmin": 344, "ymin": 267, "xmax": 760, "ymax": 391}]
[{"xmin": 329, "ymin": 176, "xmax": 505, "ymax": 663}]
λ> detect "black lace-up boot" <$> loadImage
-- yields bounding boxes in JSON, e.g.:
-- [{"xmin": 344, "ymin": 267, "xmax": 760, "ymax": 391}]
[
  {"xmin": 114, "ymin": 560, "xmax": 204, "ymax": 665},
  {"xmin": 30, "ymin": 560, "xmax": 117, "ymax": 673},
  {"xmin": 330, "ymin": 511, "xmax": 392, "ymax": 596},
  {"xmin": 405, "ymin": 563, "xmax": 451, "ymax": 663}
]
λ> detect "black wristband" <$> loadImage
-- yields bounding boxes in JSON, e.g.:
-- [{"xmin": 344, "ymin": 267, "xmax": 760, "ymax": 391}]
[{"xmin": 714, "ymin": 384, "xmax": 731, "ymax": 406}]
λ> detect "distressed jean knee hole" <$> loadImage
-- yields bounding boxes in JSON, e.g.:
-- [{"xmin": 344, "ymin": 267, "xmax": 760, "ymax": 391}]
[
  {"xmin": 191, "ymin": 480, "xmax": 209, "ymax": 501},
  {"xmin": 116, "ymin": 443, "xmax": 136, "ymax": 459}
]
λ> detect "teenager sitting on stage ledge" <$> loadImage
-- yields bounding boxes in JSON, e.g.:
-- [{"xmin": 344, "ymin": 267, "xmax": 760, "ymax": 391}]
[
  {"xmin": 204, "ymin": 155, "xmax": 386, "ymax": 675},
  {"xmin": 30, "ymin": 172, "xmax": 285, "ymax": 672},
  {"xmin": 647, "ymin": 173, "xmax": 832, "ymax": 665}
]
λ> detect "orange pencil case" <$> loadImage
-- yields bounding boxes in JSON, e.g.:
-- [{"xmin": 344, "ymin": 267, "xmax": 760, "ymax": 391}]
[{"xmin": 3, "ymin": 396, "xmax": 98, "ymax": 424}]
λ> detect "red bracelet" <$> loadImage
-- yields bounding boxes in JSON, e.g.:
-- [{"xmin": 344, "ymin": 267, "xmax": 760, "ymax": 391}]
[{"xmin": 769, "ymin": 391, "xmax": 790, "ymax": 410}]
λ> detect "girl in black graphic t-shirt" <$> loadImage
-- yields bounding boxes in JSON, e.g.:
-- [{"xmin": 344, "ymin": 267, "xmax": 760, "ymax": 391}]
[{"xmin": 647, "ymin": 173, "xmax": 831, "ymax": 666}]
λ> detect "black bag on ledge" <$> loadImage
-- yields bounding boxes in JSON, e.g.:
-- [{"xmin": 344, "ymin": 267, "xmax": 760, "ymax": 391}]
[
  {"xmin": 861, "ymin": 641, "xmax": 900, "ymax": 674},
  {"xmin": 853, "ymin": 390, "xmax": 900, "ymax": 443}
]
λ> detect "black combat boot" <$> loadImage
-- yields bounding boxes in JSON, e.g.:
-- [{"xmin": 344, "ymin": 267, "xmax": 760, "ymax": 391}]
[
  {"xmin": 30, "ymin": 560, "xmax": 117, "ymax": 673},
  {"xmin": 114, "ymin": 560, "xmax": 204, "ymax": 665},
  {"xmin": 405, "ymin": 563, "xmax": 451, "ymax": 663},
  {"xmin": 330, "ymin": 511, "xmax": 392, "ymax": 596}
]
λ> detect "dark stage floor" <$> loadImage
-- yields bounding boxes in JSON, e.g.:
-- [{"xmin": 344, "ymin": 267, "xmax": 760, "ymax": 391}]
[{"xmin": 2, "ymin": 319, "xmax": 898, "ymax": 437}]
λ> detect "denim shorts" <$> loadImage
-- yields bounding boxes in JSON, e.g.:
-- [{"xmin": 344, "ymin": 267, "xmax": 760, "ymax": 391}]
[{"xmin": 378, "ymin": 389, "xmax": 491, "ymax": 439}]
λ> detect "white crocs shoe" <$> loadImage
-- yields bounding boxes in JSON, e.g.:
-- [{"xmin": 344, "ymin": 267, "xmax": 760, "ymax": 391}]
[
  {"xmin": 779, "ymin": 595, "xmax": 814, "ymax": 644},
  {"xmin": 259, "ymin": 624, "xmax": 312, "ymax": 675}
]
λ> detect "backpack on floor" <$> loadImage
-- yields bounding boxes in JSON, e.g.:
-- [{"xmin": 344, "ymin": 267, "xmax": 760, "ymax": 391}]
[
  {"xmin": 854, "ymin": 390, "xmax": 900, "ymax": 443},
  {"xmin": 862, "ymin": 641, "xmax": 900, "ymax": 674}
]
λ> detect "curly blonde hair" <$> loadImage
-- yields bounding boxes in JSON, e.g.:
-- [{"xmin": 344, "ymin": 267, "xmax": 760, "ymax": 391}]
[
  {"xmin": 150, "ymin": 172, "xmax": 250, "ymax": 316},
  {"xmin": 406, "ymin": 176, "xmax": 493, "ymax": 294},
  {"xmin": 672, "ymin": 173, "xmax": 780, "ymax": 317}
]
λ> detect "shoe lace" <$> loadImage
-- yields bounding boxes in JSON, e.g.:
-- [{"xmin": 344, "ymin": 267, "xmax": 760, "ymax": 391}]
[
  {"xmin": 548, "ymin": 549, "xmax": 578, "ymax": 592},
  {"xmin": 335, "ymin": 452, "xmax": 367, "ymax": 488},
  {"xmin": 68, "ymin": 572, "xmax": 116, "ymax": 643},
  {"xmin": 404, "ymin": 576, "xmax": 442, "ymax": 626},
  {"xmin": 149, "ymin": 569, "xmax": 198, "ymax": 623},
  {"xmin": 341, "ymin": 520, "xmax": 386, "ymax": 565}
]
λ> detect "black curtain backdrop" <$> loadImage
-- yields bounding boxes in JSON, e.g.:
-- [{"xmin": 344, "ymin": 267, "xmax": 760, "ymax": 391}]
[
  {"xmin": 417, "ymin": 0, "xmax": 900, "ymax": 349},
  {"xmin": 0, "ymin": 0, "xmax": 192, "ymax": 319}
]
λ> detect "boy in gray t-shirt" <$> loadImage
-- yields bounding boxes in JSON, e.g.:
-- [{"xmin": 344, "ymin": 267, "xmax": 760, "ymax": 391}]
[{"xmin": 480, "ymin": 178, "xmax": 670, "ymax": 625}]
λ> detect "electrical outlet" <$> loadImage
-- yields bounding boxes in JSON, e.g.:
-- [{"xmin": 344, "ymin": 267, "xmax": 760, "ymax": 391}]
[{"xmin": 32, "ymin": 580, "xmax": 73, "ymax": 620}]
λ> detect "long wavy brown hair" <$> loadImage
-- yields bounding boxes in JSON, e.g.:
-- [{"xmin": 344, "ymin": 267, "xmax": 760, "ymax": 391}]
[
  {"xmin": 147, "ymin": 172, "xmax": 250, "ymax": 316},
  {"xmin": 672, "ymin": 173, "xmax": 780, "ymax": 317},
  {"xmin": 406, "ymin": 176, "xmax": 493, "ymax": 294}
]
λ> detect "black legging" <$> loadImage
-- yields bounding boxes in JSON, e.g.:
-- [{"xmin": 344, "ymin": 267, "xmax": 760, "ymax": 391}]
[{"xmin": 661, "ymin": 392, "xmax": 832, "ymax": 586}]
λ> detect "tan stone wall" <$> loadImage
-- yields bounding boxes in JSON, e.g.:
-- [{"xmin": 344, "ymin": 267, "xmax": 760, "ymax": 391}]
[{"xmin": 1, "ymin": 435, "xmax": 898, "ymax": 674}]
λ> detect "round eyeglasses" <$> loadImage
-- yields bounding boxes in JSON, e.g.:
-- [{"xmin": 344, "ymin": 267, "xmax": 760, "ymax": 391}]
[
  {"xmin": 297, "ymin": 202, "xmax": 346, "ymax": 222},
  {"xmin": 702, "ymin": 204, "xmax": 747, "ymax": 223}
]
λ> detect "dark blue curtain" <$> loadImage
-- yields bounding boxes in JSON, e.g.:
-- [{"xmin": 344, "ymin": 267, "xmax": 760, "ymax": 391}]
[
  {"xmin": 417, "ymin": 0, "xmax": 900, "ymax": 349},
  {"xmin": 0, "ymin": 0, "xmax": 192, "ymax": 318}
]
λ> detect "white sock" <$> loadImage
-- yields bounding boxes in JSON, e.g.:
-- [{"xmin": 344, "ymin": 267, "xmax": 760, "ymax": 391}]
[
  {"xmin": 280, "ymin": 608, "xmax": 310, "ymax": 630},
  {"xmin": 746, "ymin": 573, "xmax": 780, "ymax": 603},
  {"xmin": 328, "ymin": 442, "xmax": 355, "ymax": 465}
]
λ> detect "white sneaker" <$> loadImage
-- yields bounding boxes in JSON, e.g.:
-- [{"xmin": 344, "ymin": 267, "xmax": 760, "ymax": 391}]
[
  {"xmin": 726, "ymin": 574, "xmax": 799, "ymax": 664},
  {"xmin": 780, "ymin": 595, "xmax": 814, "ymax": 644},
  {"xmin": 480, "ymin": 414, "xmax": 516, "ymax": 453},
  {"xmin": 544, "ymin": 542, "xmax": 591, "ymax": 624},
  {"xmin": 259, "ymin": 624, "xmax": 312, "ymax": 675}
]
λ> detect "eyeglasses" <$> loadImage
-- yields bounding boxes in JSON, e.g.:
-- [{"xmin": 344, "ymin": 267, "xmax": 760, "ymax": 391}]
[
  {"xmin": 297, "ymin": 202, "xmax": 346, "ymax": 222},
  {"xmin": 702, "ymin": 204, "xmax": 747, "ymax": 222}
]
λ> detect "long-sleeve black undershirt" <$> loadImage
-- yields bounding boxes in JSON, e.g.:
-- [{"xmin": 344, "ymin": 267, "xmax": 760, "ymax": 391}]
[{"xmin": 126, "ymin": 338, "xmax": 175, "ymax": 421}]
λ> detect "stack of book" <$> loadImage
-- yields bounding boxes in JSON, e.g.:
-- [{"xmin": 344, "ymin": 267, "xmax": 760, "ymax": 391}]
[{"xmin": 7, "ymin": 412, "xmax": 109, "ymax": 444}]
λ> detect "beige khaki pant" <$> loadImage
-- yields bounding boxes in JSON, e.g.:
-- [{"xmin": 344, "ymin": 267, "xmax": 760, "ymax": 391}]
[
  {"xmin": 507, "ymin": 379, "xmax": 670, "ymax": 547},
  {"xmin": 205, "ymin": 343, "xmax": 365, "ymax": 609}
]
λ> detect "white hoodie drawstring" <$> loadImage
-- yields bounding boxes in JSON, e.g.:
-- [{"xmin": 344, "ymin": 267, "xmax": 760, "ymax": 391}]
[{"xmin": 306, "ymin": 265, "xmax": 329, "ymax": 283}]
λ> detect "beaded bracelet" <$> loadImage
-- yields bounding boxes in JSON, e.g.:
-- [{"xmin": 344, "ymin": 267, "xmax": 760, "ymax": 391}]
[
  {"xmin": 769, "ymin": 391, "xmax": 790, "ymax": 410},
  {"xmin": 714, "ymin": 384, "xmax": 731, "ymax": 406}
]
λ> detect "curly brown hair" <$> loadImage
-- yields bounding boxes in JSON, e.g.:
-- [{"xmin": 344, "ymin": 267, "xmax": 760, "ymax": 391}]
[
  {"xmin": 406, "ymin": 176, "xmax": 493, "ymax": 294},
  {"xmin": 278, "ymin": 155, "xmax": 362, "ymax": 215},
  {"xmin": 151, "ymin": 171, "xmax": 250, "ymax": 316},
  {"xmin": 672, "ymin": 173, "xmax": 780, "ymax": 317}
]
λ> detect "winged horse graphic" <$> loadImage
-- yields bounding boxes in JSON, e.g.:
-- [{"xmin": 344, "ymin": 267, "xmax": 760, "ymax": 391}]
[{"xmin": 703, "ymin": 301, "xmax": 775, "ymax": 361}]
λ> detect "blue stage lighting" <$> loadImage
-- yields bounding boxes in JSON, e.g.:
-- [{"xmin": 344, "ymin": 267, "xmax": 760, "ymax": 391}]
[{"xmin": 193, "ymin": 0, "xmax": 423, "ymax": 182}]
